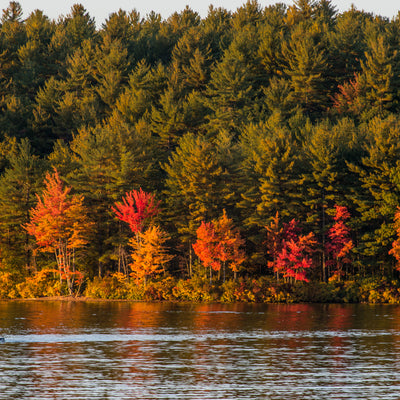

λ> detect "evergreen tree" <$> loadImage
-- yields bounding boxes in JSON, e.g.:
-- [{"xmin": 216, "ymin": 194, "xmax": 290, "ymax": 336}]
[
  {"xmin": 231, "ymin": 0, "xmax": 264, "ymax": 31},
  {"xmin": 282, "ymin": 21, "xmax": 330, "ymax": 116},
  {"xmin": 238, "ymin": 121, "xmax": 304, "ymax": 239},
  {"xmin": 0, "ymin": 138, "xmax": 45, "ymax": 273},
  {"xmin": 113, "ymin": 60, "xmax": 167, "ymax": 126},
  {"xmin": 360, "ymin": 33, "xmax": 399, "ymax": 119},
  {"xmin": 349, "ymin": 116, "xmax": 400, "ymax": 269},
  {"xmin": 285, "ymin": 0, "xmax": 317, "ymax": 26},
  {"xmin": 170, "ymin": 27, "xmax": 213, "ymax": 94},
  {"xmin": 201, "ymin": 5, "xmax": 232, "ymax": 60},
  {"xmin": 163, "ymin": 133, "xmax": 233, "ymax": 241},
  {"xmin": 205, "ymin": 27, "xmax": 261, "ymax": 135},
  {"xmin": 0, "ymin": 2, "xmax": 26, "ymax": 97},
  {"xmin": 329, "ymin": 7, "xmax": 368, "ymax": 85},
  {"xmin": 62, "ymin": 4, "xmax": 97, "ymax": 49},
  {"xmin": 100, "ymin": 9, "xmax": 136, "ymax": 52},
  {"xmin": 258, "ymin": 6, "xmax": 286, "ymax": 80},
  {"xmin": 32, "ymin": 39, "xmax": 100, "ymax": 147},
  {"xmin": 301, "ymin": 118, "xmax": 360, "ymax": 279},
  {"xmin": 94, "ymin": 36, "xmax": 129, "ymax": 113},
  {"xmin": 15, "ymin": 10, "xmax": 55, "ymax": 99},
  {"xmin": 135, "ymin": 11, "xmax": 171, "ymax": 65}
]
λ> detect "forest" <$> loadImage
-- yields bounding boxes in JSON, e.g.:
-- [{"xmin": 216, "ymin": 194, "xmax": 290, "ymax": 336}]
[{"xmin": 1, "ymin": 0, "xmax": 400, "ymax": 302}]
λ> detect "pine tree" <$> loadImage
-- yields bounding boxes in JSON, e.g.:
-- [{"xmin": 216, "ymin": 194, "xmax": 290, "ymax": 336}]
[
  {"xmin": 205, "ymin": 27, "xmax": 261, "ymax": 135},
  {"xmin": 135, "ymin": 11, "xmax": 171, "ymax": 65},
  {"xmin": 163, "ymin": 133, "xmax": 232, "ymax": 241},
  {"xmin": 15, "ymin": 10, "xmax": 55, "ymax": 99},
  {"xmin": 231, "ymin": 0, "xmax": 263, "ymax": 31},
  {"xmin": 113, "ymin": 60, "xmax": 167, "ymax": 126},
  {"xmin": 0, "ymin": 2, "xmax": 26, "ymax": 97},
  {"xmin": 0, "ymin": 138, "xmax": 44, "ymax": 273},
  {"xmin": 62, "ymin": 4, "xmax": 97, "ymax": 49},
  {"xmin": 263, "ymin": 77, "xmax": 297, "ymax": 120},
  {"xmin": 201, "ymin": 5, "xmax": 232, "ymax": 60},
  {"xmin": 257, "ymin": 6, "xmax": 286, "ymax": 80},
  {"xmin": 301, "ymin": 119, "xmax": 360, "ymax": 279},
  {"xmin": 100, "ymin": 9, "xmax": 136, "ymax": 52},
  {"xmin": 95, "ymin": 36, "xmax": 129, "ymax": 113},
  {"xmin": 150, "ymin": 87, "xmax": 187, "ymax": 150},
  {"xmin": 239, "ymin": 121, "xmax": 304, "ymax": 228},
  {"xmin": 349, "ymin": 115, "xmax": 400, "ymax": 269},
  {"xmin": 329, "ymin": 7, "xmax": 368, "ymax": 85},
  {"xmin": 360, "ymin": 33, "xmax": 398, "ymax": 119},
  {"xmin": 282, "ymin": 21, "xmax": 330, "ymax": 115},
  {"xmin": 170, "ymin": 28, "xmax": 213, "ymax": 94}
]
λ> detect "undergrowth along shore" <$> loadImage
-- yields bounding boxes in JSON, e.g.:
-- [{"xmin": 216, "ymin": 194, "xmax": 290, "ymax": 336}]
[{"xmin": 1, "ymin": 271, "xmax": 400, "ymax": 303}]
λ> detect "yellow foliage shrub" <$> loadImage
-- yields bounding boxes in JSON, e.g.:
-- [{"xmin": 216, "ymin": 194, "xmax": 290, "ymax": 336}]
[
  {"xmin": 17, "ymin": 269, "xmax": 63, "ymax": 298},
  {"xmin": 0, "ymin": 272, "xmax": 20, "ymax": 299}
]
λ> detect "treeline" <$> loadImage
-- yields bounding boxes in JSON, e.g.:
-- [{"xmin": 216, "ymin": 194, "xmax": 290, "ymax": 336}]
[{"xmin": 1, "ymin": 0, "xmax": 400, "ymax": 298}]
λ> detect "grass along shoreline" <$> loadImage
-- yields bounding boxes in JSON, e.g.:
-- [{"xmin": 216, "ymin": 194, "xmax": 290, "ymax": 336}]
[{"xmin": 1, "ymin": 271, "xmax": 400, "ymax": 304}]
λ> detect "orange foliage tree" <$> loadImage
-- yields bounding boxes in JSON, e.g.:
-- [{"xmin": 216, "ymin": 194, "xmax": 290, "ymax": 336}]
[
  {"xmin": 193, "ymin": 211, "xmax": 246, "ymax": 282},
  {"xmin": 24, "ymin": 170, "xmax": 92, "ymax": 295},
  {"xmin": 129, "ymin": 225, "xmax": 173, "ymax": 285}
]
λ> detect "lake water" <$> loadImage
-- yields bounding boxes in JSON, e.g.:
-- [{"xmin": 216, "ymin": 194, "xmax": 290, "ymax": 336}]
[{"xmin": 0, "ymin": 301, "xmax": 399, "ymax": 399}]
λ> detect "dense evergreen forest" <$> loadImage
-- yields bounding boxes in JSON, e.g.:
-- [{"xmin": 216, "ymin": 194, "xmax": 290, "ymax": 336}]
[{"xmin": 1, "ymin": 0, "xmax": 400, "ymax": 301}]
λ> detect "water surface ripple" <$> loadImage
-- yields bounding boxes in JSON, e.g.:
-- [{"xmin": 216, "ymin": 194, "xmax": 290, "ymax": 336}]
[{"xmin": 0, "ymin": 301, "xmax": 399, "ymax": 399}]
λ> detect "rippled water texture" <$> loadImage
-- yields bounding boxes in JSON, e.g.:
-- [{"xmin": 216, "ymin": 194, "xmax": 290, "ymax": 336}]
[{"xmin": 0, "ymin": 301, "xmax": 400, "ymax": 399}]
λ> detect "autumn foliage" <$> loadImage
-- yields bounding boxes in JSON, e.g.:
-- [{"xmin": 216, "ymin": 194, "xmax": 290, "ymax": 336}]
[
  {"xmin": 193, "ymin": 221, "xmax": 220, "ymax": 273},
  {"xmin": 193, "ymin": 211, "xmax": 246, "ymax": 281},
  {"xmin": 325, "ymin": 205, "xmax": 353, "ymax": 280},
  {"xmin": 113, "ymin": 189, "xmax": 171, "ymax": 285},
  {"xmin": 389, "ymin": 207, "xmax": 400, "ymax": 271},
  {"xmin": 24, "ymin": 170, "xmax": 91, "ymax": 294},
  {"xmin": 112, "ymin": 188, "xmax": 160, "ymax": 234},
  {"xmin": 4, "ymin": 2, "xmax": 400, "ymax": 301},
  {"xmin": 275, "ymin": 232, "xmax": 316, "ymax": 283},
  {"xmin": 129, "ymin": 225, "xmax": 173, "ymax": 285},
  {"xmin": 265, "ymin": 215, "xmax": 316, "ymax": 282}
]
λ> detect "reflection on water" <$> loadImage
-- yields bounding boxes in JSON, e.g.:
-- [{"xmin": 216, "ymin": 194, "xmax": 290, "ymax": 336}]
[{"xmin": 0, "ymin": 301, "xmax": 399, "ymax": 399}]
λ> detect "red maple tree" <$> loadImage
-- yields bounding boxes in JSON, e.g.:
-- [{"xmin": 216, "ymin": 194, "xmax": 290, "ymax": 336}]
[
  {"xmin": 266, "ymin": 216, "xmax": 315, "ymax": 282},
  {"xmin": 275, "ymin": 232, "xmax": 316, "ymax": 282},
  {"xmin": 325, "ymin": 205, "xmax": 353, "ymax": 280},
  {"xmin": 113, "ymin": 188, "xmax": 160, "ymax": 235}
]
